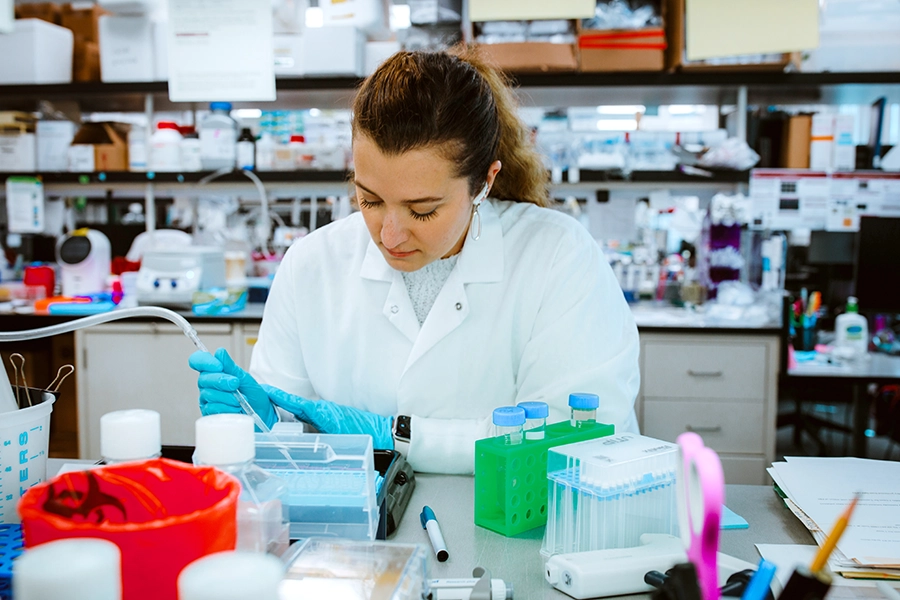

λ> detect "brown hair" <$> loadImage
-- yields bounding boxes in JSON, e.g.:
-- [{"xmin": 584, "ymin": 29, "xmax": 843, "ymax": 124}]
[{"xmin": 352, "ymin": 48, "xmax": 550, "ymax": 207}]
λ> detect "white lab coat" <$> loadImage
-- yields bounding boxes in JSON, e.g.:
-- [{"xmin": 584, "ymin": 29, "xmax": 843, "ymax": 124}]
[{"xmin": 250, "ymin": 199, "xmax": 640, "ymax": 474}]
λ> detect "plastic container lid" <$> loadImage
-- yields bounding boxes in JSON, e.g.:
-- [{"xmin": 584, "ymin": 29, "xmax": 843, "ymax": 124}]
[
  {"xmin": 492, "ymin": 406, "xmax": 526, "ymax": 427},
  {"xmin": 290, "ymin": 134, "xmax": 305, "ymax": 143},
  {"xmin": 13, "ymin": 538, "xmax": 121, "ymax": 600},
  {"xmin": 210, "ymin": 102, "xmax": 233, "ymax": 112},
  {"xmin": 100, "ymin": 409, "xmax": 161, "ymax": 461},
  {"xmin": 195, "ymin": 414, "xmax": 254, "ymax": 465},
  {"xmin": 157, "ymin": 121, "xmax": 179, "ymax": 131},
  {"xmin": 517, "ymin": 401, "xmax": 549, "ymax": 419},
  {"xmin": 178, "ymin": 551, "xmax": 282, "ymax": 600},
  {"xmin": 568, "ymin": 393, "xmax": 600, "ymax": 410}
]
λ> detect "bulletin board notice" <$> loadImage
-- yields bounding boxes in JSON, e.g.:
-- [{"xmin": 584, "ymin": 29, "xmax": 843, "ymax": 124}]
[{"xmin": 167, "ymin": 0, "xmax": 276, "ymax": 103}]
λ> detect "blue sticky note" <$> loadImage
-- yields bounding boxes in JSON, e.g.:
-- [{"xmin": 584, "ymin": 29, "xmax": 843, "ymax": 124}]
[{"xmin": 721, "ymin": 505, "xmax": 749, "ymax": 529}]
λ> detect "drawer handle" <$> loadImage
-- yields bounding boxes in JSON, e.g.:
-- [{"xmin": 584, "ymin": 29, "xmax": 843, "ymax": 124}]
[
  {"xmin": 686, "ymin": 425, "xmax": 723, "ymax": 433},
  {"xmin": 687, "ymin": 369, "xmax": 724, "ymax": 377}
]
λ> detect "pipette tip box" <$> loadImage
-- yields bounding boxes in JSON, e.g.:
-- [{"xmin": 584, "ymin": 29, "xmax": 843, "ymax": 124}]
[
  {"xmin": 474, "ymin": 420, "xmax": 614, "ymax": 537},
  {"xmin": 255, "ymin": 425, "xmax": 379, "ymax": 541},
  {"xmin": 541, "ymin": 433, "xmax": 679, "ymax": 558},
  {"xmin": 0, "ymin": 524, "xmax": 22, "ymax": 600}
]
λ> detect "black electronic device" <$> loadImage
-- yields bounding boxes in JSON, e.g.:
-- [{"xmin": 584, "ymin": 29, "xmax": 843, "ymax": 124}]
[{"xmin": 855, "ymin": 216, "xmax": 900, "ymax": 314}]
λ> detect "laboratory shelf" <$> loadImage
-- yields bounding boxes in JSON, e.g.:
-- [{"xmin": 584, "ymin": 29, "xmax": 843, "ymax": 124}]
[
  {"xmin": 1, "ymin": 72, "xmax": 898, "ymax": 111},
  {"xmin": 2, "ymin": 169, "xmax": 749, "ymax": 186}
]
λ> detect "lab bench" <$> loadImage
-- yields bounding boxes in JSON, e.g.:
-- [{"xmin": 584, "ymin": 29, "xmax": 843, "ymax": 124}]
[
  {"xmin": 391, "ymin": 476, "xmax": 811, "ymax": 600},
  {"xmin": 1, "ymin": 304, "xmax": 784, "ymax": 484}
]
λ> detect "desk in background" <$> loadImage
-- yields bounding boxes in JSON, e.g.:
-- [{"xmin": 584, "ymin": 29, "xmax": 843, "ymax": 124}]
[{"xmin": 786, "ymin": 353, "xmax": 900, "ymax": 457}]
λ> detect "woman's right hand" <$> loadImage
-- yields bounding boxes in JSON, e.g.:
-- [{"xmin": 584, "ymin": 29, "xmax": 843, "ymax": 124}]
[{"xmin": 188, "ymin": 348, "xmax": 278, "ymax": 430}]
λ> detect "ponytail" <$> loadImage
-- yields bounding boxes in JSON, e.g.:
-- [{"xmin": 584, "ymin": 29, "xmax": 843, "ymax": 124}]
[{"xmin": 353, "ymin": 47, "xmax": 551, "ymax": 208}]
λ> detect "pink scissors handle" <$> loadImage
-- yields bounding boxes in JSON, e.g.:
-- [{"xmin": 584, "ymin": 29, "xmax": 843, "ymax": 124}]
[{"xmin": 677, "ymin": 432, "xmax": 724, "ymax": 600}]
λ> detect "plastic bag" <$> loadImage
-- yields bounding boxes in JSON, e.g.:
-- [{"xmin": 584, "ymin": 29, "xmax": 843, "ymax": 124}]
[
  {"xmin": 19, "ymin": 458, "xmax": 240, "ymax": 600},
  {"xmin": 698, "ymin": 138, "xmax": 761, "ymax": 171}
]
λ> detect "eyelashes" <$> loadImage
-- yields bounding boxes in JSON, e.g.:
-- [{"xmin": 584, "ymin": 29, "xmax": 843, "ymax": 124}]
[{"xmin": 358, "ymin": 198, "xmax": 439, "ymax": 222}]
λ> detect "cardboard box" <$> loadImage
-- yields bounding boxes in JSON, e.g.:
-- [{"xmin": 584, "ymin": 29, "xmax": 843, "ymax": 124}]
[
  {"xmin": 37, "ymin": 120, "xmax": 77, "ymax": 171},
  {"xmin": 579, "ymin": 27, "xmax": 666, "ymax": 72},
  {"xmin": 781, "ymin": 114, "xmax": 812, "ymax": 169},
  {"xmin": 98, "ymin": 15, "xmax": 154, "ymax": 82},
  {"xmin": 0, "ymin": 19, "xmax": 73, "ymax": 84},
  {"xmin": 832, "ymin": 114, "xmax": 856, "ymax": 171},
  {"xmin": 477, "ymin": 41, "xmax": 578, "ymax": 72},
  {"xmin": 73, "ymin": 38, "xmax": 101, "ymax": 82},
  {"xmin": 68, "ymin": 122, "xmax": 129, "ymax": 172},
  {"xmin": 0, "ymin": 132, "xmax": 37, "ymax": 172},
  {"xmin": 60, "ymin": 3, "xmax": 107, "ymax": 43},
  {"xmin": 14, "ymin": 2, "xmax": 62, "ymax": 25},
  {"xmin": 301, "ymin": 26, "xmax": 365, "ymax": 76},
  {"xmin": 810, "ymin": 114, "xmax": 834, "ymax": 171},
  {"xmin": 665, "ymin": 0, "xmax": 795, "ymax": 71}
]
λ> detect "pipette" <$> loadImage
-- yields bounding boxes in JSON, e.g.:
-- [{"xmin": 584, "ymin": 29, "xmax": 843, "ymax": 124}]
[
  {"xmin": 182, "ymin": 328, "xmax": 271, "ymax": 434},
  {"xmin": 0, "ymin": 307, "xmax": 296, "ymax": 464}
]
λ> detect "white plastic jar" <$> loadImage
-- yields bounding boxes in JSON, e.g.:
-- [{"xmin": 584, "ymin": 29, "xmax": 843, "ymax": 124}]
[
  {"xmin": 199, "ymin": 102, "xmax": 237, "ymax": 171},
  {"xmin": 149, "ymin": 121, "xmax": 182, "ymax": 172}
]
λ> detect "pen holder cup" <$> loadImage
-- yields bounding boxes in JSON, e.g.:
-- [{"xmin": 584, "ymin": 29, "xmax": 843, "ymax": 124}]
[
  {"xmin": 793, "ymin": 326, "xmax": 818, "ymax": 352},
  {"xmin": 474, "ymin": 421, "xmax": 614, "ymax": 537}
]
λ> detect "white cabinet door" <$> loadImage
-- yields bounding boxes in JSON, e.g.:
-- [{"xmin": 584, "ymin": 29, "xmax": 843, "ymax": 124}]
[{"xmin": 76, "ymin": 322, "xmax": 235, "ymax": 458}]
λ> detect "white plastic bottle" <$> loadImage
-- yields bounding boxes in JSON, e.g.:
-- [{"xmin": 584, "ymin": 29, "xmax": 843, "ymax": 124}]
[
  {"xmin": 128, "ymin": 125, "xmax": 148, "ymax": 172},
  {"xmin": 178, "ymin": 551, "xmax": 283, "ymax": 600},
  {"xmin": 14, "ymin": 538, "xmax": 122, "ymax": 600},
  {"xmin": 194, "ymin": 414, "xmax": 290, "ymax": 556},
  {"xmin": 835, "ymin": 296, "xmax": 869, "ymax": 359},
  {"xmin": 199, "ymin": 102, "xmax": 238, "ymax": 171},
  {"xmin": 100, "ymin": 409, "xmax": 162, "ymax": 465},
  {"xmin": 181, "ymin": 129, "xmax": 203, "ymax": 172},
  {"xmin": 256, "ymin": 133, "xmax": 276, "ymax": 171},
  {"xmin": 150, "ymin": 121, "xmax": 183, "ymax": 172}
]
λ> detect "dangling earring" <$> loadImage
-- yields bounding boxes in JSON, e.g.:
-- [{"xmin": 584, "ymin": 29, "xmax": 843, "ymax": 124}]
[{"xmin": 469, "ymin": 183, "xmax": 489, "ymax": 241}]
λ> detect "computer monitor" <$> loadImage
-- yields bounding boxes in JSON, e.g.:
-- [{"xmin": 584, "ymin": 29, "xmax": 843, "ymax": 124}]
[{"xmin": 855, "ymin": 216, "xmax": 900, "ymax": 314}]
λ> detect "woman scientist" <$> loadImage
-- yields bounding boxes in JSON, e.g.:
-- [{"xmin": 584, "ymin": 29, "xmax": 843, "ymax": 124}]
[{"xmin": 189, "ymin": 49, "xmax": 640, "ymax": 475}]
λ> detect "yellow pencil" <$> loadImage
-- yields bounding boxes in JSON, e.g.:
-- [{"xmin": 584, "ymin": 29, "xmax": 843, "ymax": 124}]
[{"xmin": 811, "ymin": 493, "xmax": 861, "ymax": 574}]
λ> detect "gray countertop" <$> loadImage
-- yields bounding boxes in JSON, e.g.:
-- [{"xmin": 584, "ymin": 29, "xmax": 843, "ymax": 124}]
[{"xmin": 391, "ymin": 476, "xmax": 811, "ymax": 600}]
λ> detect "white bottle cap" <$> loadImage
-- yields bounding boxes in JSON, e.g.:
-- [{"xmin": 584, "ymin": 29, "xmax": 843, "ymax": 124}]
[
  {"xmin": 178, "ymin": 551, "xmax": 283, "ymax": 600},
  {"xmin": 100, "ymin": 409, "xmax": 161, "ymax": 462},
  {"xmin": 14, "ymin": 538, "xmax": 121, "ymax": 600},
  {"xmin": 195, "ymin": 414, "xmax": 255, "ymax": 465}
]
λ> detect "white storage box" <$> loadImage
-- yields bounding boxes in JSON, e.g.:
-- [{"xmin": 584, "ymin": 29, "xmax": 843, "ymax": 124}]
[
  {"xmin": 0, "ymin": 133, "xmax": 37, "ymax": 172},
  {"xmin": 152, "ymin": 19, "xmax": 168, "ymax": 81},
  {"xmin": 802, "ymin": 0, "xmax": 900, "ymax": 72},
  {"xmin": 99, "ymin": 15, "xmax": 154, "ymax": 82},
  {"xmin": 274, "ymin": 34, "xmax": 304, "ymax": 76},
  {"xmin": 0, "ymin": 19, "xmax": 73, "ymax": 84},
  {"xmin": 301, "ymin": 26, "xmax": 364, "ymax": 76},
  {"xmin": 37, "ymin": 121, "xmax": 78, "ymax": 172}
]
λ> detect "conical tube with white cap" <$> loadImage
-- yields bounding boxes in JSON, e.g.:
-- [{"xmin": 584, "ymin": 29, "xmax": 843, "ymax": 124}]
[{"xmin": 194, "ymin": 414, "xmax": 290, "ymax": 556}]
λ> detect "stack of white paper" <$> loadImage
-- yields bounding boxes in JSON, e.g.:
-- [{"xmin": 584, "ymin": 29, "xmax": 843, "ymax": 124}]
[{"xmin": 768, "ymin": 457, "xmax": 900, "ymax": 580}]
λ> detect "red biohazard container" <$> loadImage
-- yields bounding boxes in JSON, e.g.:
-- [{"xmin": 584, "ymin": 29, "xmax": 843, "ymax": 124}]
[{"xmin": 18, "ymin": 458, "xmax": 240, "ymax": 600}]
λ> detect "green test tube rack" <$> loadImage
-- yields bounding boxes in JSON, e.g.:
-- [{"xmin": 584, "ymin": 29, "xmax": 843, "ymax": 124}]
[{"xmin": 474, "ymin": 420, "xmax": 614, "ymax": 537}]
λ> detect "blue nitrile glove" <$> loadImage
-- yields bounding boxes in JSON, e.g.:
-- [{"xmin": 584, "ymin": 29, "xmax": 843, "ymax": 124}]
[
  {"xmin": 262, "ymin": 384, "xmax": 394, "ymax": 450},
  {"xmin": 188, "ymin": 348, "xmax": 278, "ymax": 430}
]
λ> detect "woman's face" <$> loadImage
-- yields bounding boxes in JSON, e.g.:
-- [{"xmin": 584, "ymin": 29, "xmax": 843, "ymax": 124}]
[{"xmin": 353, "ymin": 135, "xmax": 498, "ymax": 272}]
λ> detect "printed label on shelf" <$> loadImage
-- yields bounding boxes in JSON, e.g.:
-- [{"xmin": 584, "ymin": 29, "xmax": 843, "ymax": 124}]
[{"xmin": 5, "ymin": 177, "xmax": 45, "ymax": 234}]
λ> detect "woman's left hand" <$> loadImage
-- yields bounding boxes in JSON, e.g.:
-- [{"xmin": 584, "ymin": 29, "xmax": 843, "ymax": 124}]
[{"xmin": 263, "ymin": 385, "xmax": 394, "ymax": 450}]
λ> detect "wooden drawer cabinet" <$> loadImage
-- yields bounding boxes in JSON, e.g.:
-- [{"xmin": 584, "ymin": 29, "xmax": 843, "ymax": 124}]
[
  {"xmin": 642, "ymin": 341, "xmax": 767, "ymax": 401},
  {"xmin": 638, "ymin": 332, "xmax": 779, "ymax": 485},
  {"xmin": 642, "ymin": 399, "xmax": 765, "ymax": 454}
]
